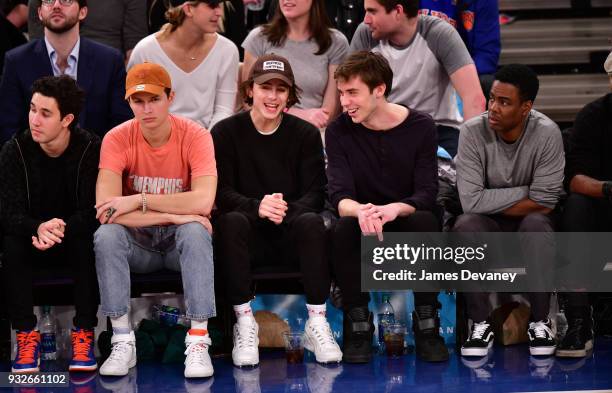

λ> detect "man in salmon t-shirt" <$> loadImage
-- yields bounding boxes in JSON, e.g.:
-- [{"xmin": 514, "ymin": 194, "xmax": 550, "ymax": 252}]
[{"xmin": 93, "ymin": 62, "xmax": 218, "ymax": 379}]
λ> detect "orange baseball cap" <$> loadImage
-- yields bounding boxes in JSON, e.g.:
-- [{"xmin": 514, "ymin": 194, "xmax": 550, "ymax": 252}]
[{"xmin": 125, "ymin": 62, "xmax": 172, "ymax": 99}]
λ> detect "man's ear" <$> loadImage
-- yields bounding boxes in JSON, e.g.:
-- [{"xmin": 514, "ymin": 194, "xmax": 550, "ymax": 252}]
[
  {"xmin": 521, "ymin": 100, "xmax": 533, "ymax": 117},
  {"xmin": 61, "ymin": 113, "xmax": 75, "ymax": 129},
  {"xmin": 78, "ymin": 6, "xmax": 88, "ymax": 22}
]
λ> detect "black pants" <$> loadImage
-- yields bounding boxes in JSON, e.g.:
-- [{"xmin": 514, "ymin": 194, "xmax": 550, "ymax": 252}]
[
  {"xmin": 437, "ymin": 125, "xmax": 459, "ymax": 158},
  {"xmin": 330, "ymin": 211, "xmax": 441, "ymax": 311},
  {"xmin": 2, "ymin": 234, "xmax": 99, "ymax": 331},
  {"xmin": 452, "ymin": 212, "xmax": 556, "ymax": 322},
  {"xmin": 214, "ymin": 212, "xmax": 331, "ymax": 305},
  {"xmin": 562, "ymin": 193, "xmax": 612, "ymax": 308}
]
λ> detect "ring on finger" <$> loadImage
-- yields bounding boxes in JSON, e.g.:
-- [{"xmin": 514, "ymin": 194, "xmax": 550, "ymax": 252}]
[{"xmin": 106, "ymin": 207, "xmax": 117, "ymax": 218}]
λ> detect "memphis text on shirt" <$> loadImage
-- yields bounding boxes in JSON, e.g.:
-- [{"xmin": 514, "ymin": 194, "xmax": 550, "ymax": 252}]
[
  {"xmin": 130, "ymin": 175, "xmax": 185, "ymax": 194},
  {"xmin": 372, "ymin": 269, "xmax": 518, "ymax": 283}
]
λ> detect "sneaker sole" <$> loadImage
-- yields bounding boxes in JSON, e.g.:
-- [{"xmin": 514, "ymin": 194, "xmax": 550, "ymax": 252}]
[
  {"xmin": 12, "ymin": 357, "xmax": 40, "ymax": 373},
  {"xmin": 303, "ymin": 334, "xmax": 342, "ymax": 364},
  {"xmin": 69, "ymin": 364, "xmax": 98, "ymax": 372},
  {"xmin": 529, "ymin": 346, "xmax": 556, "ymax": 356},
  {"xmin": 99, "ymin": 358, "xmax": 137, "ymax": 376},
  {"xmin": 556, "ymin": 339, "xmax": 593, "ymax": 358},
  {"xmin": 185, "ymin": 369, "xmax": 214, "ymax": 378},
  {"xmin": 461, "ymin": 340, "xmax": 493, "ymax": 357}
]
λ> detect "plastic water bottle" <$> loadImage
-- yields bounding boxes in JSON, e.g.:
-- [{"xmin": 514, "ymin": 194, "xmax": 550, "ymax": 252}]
[
  {"xmin": 39, "ymin": 306, "xmax": 57, "ymax": 360},
  {"xmin": 377, "ymin": 294, "xmax": 395, "ymax": 351}
]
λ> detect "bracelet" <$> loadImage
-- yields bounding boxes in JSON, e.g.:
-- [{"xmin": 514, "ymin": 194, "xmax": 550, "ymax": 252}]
[{"xmin": 141, "ymin": 191, "xmax": 147, "ymax": 214}]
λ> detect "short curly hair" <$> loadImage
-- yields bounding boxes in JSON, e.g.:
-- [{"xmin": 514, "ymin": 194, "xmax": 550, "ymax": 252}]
[
  {"xmin": 494, "ymin": 64, "xmax": 540, "ymax": 103},
  {"xmin": 31, "ymin": 75, "xmax": 85, "ymax": 131}
]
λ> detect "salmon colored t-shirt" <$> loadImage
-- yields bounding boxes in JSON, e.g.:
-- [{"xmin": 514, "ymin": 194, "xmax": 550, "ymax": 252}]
[{"xmin": 99, "ymin": 114, "xmax": 217, "ymax": 196}]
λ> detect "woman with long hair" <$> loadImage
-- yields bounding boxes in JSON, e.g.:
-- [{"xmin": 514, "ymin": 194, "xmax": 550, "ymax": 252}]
[
  {"xmin": 242, "ymin": 0, "xmax": 348, "ymax": 130},
  {"xmin": 130, "ymin": 0, "xmax": 239, "ymax": 129}
]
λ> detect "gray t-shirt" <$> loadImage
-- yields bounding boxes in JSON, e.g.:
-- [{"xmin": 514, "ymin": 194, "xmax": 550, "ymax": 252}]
[
  {"xmin": 242, "ymin": 27, "xmax": 349, "ymax": 110},
  {"xmin": 350, "ymin": 16, "xmax": 473, "ymax": 129},
  {"xmin": 455, "ymin": 110, "xmax": 565, "ymax": 214}
]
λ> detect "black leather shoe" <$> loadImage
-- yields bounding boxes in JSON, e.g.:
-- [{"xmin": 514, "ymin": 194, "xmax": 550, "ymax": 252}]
[
  {"xmin": 413, "ymin": 305, "xmax": 449, "ymax": 362},
  {"xmin": 342, "ymin": 306, "xmax": 374, "ymax": 363}
]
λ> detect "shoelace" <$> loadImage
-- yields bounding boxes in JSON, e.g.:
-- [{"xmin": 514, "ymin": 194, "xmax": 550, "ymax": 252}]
[
  {"xmin": 184, "ymin": 341, "xmax": 209, "ymax": 366},
  {"xmin": 531, "ymin": 322, "xmax": 553, "ymax": 339},
  {"xmin": 72, "ymin": 330, "xmax": 93, "ymax": 359},
  {"xmin": 235, "ymin": 324, "xmax": 257, "ymax": 349},
  {"xmin": 107, "ymin": 341, "xmax": 132, "ymax": 362},
  {"xmin": 470, "ymin": 322, "xmax": 490, "ymax": 340},
  {"xmin": 309, "ymin": 320, "xmax": 336, "ymax": 348},
  {"xmin": 16, "ymin": 331, "xmax": 39, "ymax": 364}
]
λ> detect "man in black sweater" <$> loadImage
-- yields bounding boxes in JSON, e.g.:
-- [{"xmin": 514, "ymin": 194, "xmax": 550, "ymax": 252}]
[
  {"xmin": 0, "ymin": 75, "xmax": 100, "ymax": 373},
  {"xmin": 559, "ymin": 51, "xmax": 612, "ymax": 358},
  {"xmin": 326, "ymin": 51, "xmax": 445, "ymax": 363},
  {"xmin": 212, "ymin": 54, "xmax": 342, "ymax": 367}
]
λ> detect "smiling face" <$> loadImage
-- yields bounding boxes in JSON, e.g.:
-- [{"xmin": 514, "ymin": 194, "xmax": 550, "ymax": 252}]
[
  {"xmin": 280, "ymin": 0, "xmax": 312, "ymax": 21},
  {"xmin": 337, "ymin": 75, "xmax": 385, "ymax": 124},
  {"xmin": 128, "ymin": 91, "xmax": 173, "ymax": 132},
  {"xmin": 38, "ymin": 0, "xmax": 86, "ymax": 34},
  {"xmin": 249, "ymin": 79, "xmax": 290, "ymax": 122},
  {"xmin": 29, "ymin": 92, "xmax": 73, "ymax": 144},
  {"xmin": 487, "ymin": 81, "xmax": 532, "ymax": 136}
]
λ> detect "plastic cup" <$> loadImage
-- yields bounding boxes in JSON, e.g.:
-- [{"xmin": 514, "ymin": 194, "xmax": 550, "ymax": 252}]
[
  {"xmin": 282, "ymin": 332, "xmax": 305, "ymax": 364},
  {"xmin": 384, "ymin": 323, "xmax": 406, "ymax": 357}
]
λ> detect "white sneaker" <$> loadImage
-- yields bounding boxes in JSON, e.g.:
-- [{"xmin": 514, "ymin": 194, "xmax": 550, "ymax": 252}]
[
  {"xmin": 184, "ymin": 331, "xmax": 214, "ymax": 378},
  {"xmin": 232, "ymin": 319, "xmax": 259, "ymax": 367},
  {"xmin": 303, "ymin": 317, "xmax": 342, "ymax": 363},
  {"xmin": 99, "ymin": 332, "xmax": 137, "ymax": 376}
]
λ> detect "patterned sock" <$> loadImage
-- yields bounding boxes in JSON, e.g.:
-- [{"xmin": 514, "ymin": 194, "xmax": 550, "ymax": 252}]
[
  {"xmin": 234, "ymin": 302, "xmax": 255, "ymax": 324},
  {"xmin": 307, "ymin": 303, "xmax": 326, "ymax": 319}
]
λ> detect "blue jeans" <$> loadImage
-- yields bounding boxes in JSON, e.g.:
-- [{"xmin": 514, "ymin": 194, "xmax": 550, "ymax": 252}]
[{"xmin": 94, "ymin": 223, "xmax": 215, "ymax": 320}]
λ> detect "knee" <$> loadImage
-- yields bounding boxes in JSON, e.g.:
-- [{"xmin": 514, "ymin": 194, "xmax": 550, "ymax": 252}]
[
  {"xmin": 94, "ymin": 224, "xmax": 128, "ymax": 247},
  {"xmin": 452, "ymin": 213, "xmax": 488, "ymax": 232},
  {"xmin": 409, "ymin": 211, "xmax": 440, "ymax": 231},
  {"xmin": 292, "ymin": 213, "xmax": 325, "ymax": 235},
  {"xmin": 519, "ymin": 213, "xmax": 554, "ymax": 232},
  {"xmin": 564, "ymin": 193, "xmax": 595, "ymax": 214},
  {"xmin": 214, "ymin": 212, "xmax": 249, "ymax": 235},
  {"xmin": 176, "ymin": 221, "xmax": 212, "ymax": 243},
  {"xmin": 331, "ymin": 216, "xmax": 360, "ymax": 239}
]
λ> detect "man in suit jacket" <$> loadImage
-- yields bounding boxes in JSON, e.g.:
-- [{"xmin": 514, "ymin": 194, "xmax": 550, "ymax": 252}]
[{"xmin": 0, "ymin": 0, "xmax": 131, "ymax": 143}]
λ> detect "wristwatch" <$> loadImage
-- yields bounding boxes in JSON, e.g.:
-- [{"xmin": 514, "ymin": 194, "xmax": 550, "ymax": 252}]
[{"xmin": 602, "ymin": 181, "xmax": 612, "ymax": 200}]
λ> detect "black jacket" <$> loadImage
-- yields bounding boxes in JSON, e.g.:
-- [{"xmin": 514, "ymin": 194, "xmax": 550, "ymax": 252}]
[
  {"xmin": 0, "ymin": 126, "xmax": 100, "ymax": 238},
  {"xmin": 565, "ymin": 93, "xmax": 612, "ymax": 186}
]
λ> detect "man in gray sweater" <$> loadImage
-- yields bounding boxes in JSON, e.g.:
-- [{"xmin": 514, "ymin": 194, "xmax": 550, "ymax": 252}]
[{"xmin": 453, "ymin": 64, "xmax": 565, "ymax": 358}]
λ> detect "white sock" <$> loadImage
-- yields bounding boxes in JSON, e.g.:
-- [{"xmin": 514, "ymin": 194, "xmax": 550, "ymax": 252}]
[
  {"xmin": 234, "ymin": 302, "xmax": 255, "ymax": 324},
  {"xmin": 190, "ymin": 320, "xmax": 208, "ymax": 332},
  {"xmin": 307, "ymin": 303, "xmax": 326, "ymax": 319},
  {"xmin": 110, "ymin": 314, "xmax": 131, "ymax": 335}
]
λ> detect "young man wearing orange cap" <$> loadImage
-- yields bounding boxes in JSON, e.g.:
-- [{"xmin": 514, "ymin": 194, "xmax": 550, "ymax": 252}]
[
  {"xmin": 212, "ymin": 54, "xmax": 342, "ymax": 367},
  {"xmin": 94, "ymin": 62, "xmax": 218, "ymax": 378}
]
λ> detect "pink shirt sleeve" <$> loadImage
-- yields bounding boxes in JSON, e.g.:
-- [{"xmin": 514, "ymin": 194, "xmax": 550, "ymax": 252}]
[
  {"xmin": 99, "ymin": 125, "xmax": 129, "ymax": 175},
  {"xmin": 187, "ymin": 123, "xmax": 217, "ymax": 179}
]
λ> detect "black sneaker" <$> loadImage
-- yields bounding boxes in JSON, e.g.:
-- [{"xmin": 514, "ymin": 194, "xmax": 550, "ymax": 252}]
[
  {"xmin": 342, "ymin": 307, "xmax": 374, "ymax": 363},
  {"xmin": 412, "ymin": 305, "xmax": 449, "ymax": 362},
  {"xmin": 461, "ymin": 321, "xmax": 494, "ymax": 357},
  {"xmin": 528, "ymin": 319, "xmax": 556, "ymax": 356},
  {"xmin": 556, "ymin": 307, "xmax": 594, "ymax": 358}
]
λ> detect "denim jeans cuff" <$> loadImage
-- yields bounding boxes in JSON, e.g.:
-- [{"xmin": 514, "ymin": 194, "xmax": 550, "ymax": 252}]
[
  {"xmin": 185, "ymin": 311, "xmax": 217, "ymax": 320},
  {"xmin": 101, "ymin": 308, "xmax": 129, "ymax": 318}
]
